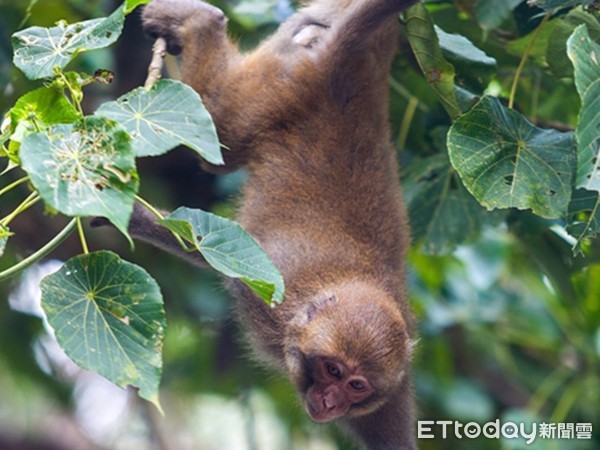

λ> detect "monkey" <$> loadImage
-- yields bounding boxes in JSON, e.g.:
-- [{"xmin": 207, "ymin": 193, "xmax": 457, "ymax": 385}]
[{"xmin": 133, "ymin": 0, "xmax": 419, "ymax": 448}]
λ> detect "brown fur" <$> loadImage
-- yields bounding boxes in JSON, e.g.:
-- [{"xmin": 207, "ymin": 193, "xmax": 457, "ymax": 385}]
[{"xmin": 140, "ymin": 0, "xmax": 418, "ymax": 448}]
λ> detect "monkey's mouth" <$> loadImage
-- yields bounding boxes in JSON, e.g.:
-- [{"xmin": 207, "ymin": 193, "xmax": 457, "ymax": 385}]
[
  {"xmin": 304, "ymin": 398, "xmax": 335, "ymax": 423},
  {"xmin": 304, "ymin": 394, "xmax": 349, "ymax": 423}
]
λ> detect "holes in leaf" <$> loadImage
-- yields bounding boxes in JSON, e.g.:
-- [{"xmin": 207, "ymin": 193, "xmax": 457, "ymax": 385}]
[
  {"xmin": 548, "ymin": 190, "xmax": 556, "ymax": 197},
  {"xmin": 573, "ymin": 211, "xmax": 591, "ymax": 222},
  {"xmin": 503, "ymin": 175, "xmax": 514, "ymax": 185}
]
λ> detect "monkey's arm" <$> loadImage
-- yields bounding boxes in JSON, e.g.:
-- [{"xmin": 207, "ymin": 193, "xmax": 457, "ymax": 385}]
[
  {"xmin": 92, "ymin": 203, "xmax": 208, "ymax": 268},
  {"xmin": 142, "ymin": 0, "xmax": 254, "ymax": 172},
  {"xmin": 142, "ymin": 0, "xmax": 238, "ymax": 93}
]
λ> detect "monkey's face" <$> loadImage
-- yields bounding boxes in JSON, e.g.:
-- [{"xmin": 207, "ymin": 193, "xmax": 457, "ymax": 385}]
[
  {"xmin": 284, "ymin": 283, "xmax": 411, "ymax": 422},
  {"xmin": 303, "ymin": 355, "xmax": 375, "ymax": 422}
]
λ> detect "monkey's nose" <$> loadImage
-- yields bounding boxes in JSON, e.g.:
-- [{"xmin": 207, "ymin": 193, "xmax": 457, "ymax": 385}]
[{"xmin": 323, "ymin": 395, "xmax": 337, "ymax": 410}]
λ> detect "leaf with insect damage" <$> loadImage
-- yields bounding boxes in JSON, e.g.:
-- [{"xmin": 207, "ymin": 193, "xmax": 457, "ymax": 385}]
[
  {"xmin": 20, "ymin": 116, "xmax": 138, "ymax": 238},
  {"xmin": 41, "ymin": 251, "xmax": 165, "ymax": 408},
  {"xmin": 96, "ymin": 79, "xmax": 223, "ymax": 164},
  {"xmin": 12, "ymin": 3, "xmax": 126, "ymax": 80},
  {"xmin": 447, "ymin": 96, "xmax": 576, "ymax": 219}
]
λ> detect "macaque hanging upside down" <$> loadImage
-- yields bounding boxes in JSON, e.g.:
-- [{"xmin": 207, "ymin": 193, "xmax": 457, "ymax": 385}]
[{"xmin": 135, "ymin": 0, "xmax": 419, "ymax": 448}]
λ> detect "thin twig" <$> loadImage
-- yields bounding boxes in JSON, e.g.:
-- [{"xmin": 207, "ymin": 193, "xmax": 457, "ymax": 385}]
[
  {"xmin": 508, "ymin": 11, "xmax": 552, "ymax": 110},
  {"xmin": 0, "ymin": 219, "xmax": 77, "ymax": 283},
  {"xmin": 145, "ymin": 38, "xmax": 168, "ymax": 88}
]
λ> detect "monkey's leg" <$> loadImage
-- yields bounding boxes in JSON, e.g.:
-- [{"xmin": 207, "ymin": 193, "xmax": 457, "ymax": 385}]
[{"xmin": 320, "ymin": 0, "xmax": 418, "ymax": 101}]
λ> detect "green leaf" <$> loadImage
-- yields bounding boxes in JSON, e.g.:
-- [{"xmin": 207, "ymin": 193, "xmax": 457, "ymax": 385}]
[
  {"xmin": 232, "ymin": 0, "xmax": 289, "ymax": 27},
  {"xmin": 20, "ymin": 116, "xmax": 139, "ymax": 238},
  {"xmin": 567, "ymin": 25, "xmax": 600, "ymax": 192},
  {"xmin": 160, "ymin": 207, "xmax": 284, "ymax": 305},
  {"xmin": 12, "ymin": 3, "xmax": 126, "ymax": 80},
  {"xmin": 436, "ymin": 26, "xmax": 496, "ymax": 92},
  {"xmin": 474, "ymin": 0, "xmax": 523, "ymax": 30},
  {"xmin": 547, "ymin": 10, "xmax": 600, "ymax": 79},
  {"xmin": 8, "ymin": 87, "xmax": 80, "ymax": 144},
  {"xmin": 404, "ymin": 3, "xmax": 461, "ymax": 119},
  {"xmin": 126, "ymin": 0, "xmax": 151, "ymax": 14},
  {"xmin": 567, "ymin": 189, "xmax": 600, "ymax": 254},
  {"xmin": 41, "ymin": 251, "xmax": 165, "ymax": 406},
  {"xmin": 0, "ymin": 225, "xmax": 11, "ymax": 257},
  {"xmin": 96, "ymin": 79, "xmax": 223, "ymax": 164},
  {"xmin": 447, "ymin": 96, "xmax": 576, "ymax": 218},
  {"xmin": 404, "ymin": 153, "xmax": 504, "ymax": 254},
  {"xmin": 506, "ymin": 20, "xmax": 556, "ymax": 63},
  {"xmin": 530, "ymin": 0, "xmax": 596, "ymax": 10},
  {"xmin": 568, "ymin": 25, "xmax": 600, "ymax": 96}
]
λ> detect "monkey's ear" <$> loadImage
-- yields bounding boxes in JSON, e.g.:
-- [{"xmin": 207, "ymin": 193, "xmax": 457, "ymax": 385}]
[{"xmin": 306, "ymin": 295, "xmax": 337, "ymax": 322}]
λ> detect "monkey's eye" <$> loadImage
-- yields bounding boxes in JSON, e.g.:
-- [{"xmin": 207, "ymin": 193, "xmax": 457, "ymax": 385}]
[
  {"xmin": 325, "ymin": 362, "xmax": 342, "ymax": 378},
  {"xmin": 349, "ymin": 380, "xmax": 366, "ymax": 391}
]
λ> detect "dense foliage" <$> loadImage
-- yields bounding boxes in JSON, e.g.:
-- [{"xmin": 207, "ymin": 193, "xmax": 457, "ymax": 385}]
[{"xmin": 0, "ymin": 0, "xmax": 599, "ymax": 449}]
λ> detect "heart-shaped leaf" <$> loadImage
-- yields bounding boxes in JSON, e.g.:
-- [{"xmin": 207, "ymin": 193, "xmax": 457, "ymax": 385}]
[
  {"xmin": 20, "ymin": 116, "xmax": 139, "ymax": 238},
  {"xmin": 96, "ymin": 79, "xmax": 223, "ymax": 164},
  {"xmin": 41, "ymin": 251, "xmax": 165, "ymax": 406},
  {"xmin": 12, "ymin": 3, "xmax": 126, "ymax": 80},
  {"xmin": 447, "ymin": 96, "xmax": 576, "ymax": 218},
  {"xmin": 160, "ymin": 207, "xmax": 284, "ymax": 305}
]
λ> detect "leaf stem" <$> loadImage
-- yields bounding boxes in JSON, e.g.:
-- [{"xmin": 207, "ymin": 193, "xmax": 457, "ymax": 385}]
[
  {"xmin": 0, "ymin": 176, "xmax": 29, "ymax": 198},
  {"xmin": 551, "ymin": 377, "xmax": 582, "ymax": 422},
  {"xmin": 528, "ymin": 366, "xmax": 569, "ymax": 416},
  {"xmin": 389, "ymin": 76, "xmax": 428, "ymax": 112},
  {"xmin": 508, "ymin": 11, "xmax": 552, "ymax": 110},
  {"xmin": 135, "ymin": 195, "xmax": 190, "ymax": 250},
  {"xmin": 135, "ymin": 195, "xmax": 165, "ymax": 220},
  {"xmin": 57, "ymin": 70, "xmax": 84, "ymax": 115},
  {"xmin": 397, "ymin": 96, "xmax": 419, "ymax": 150},
  {"xmin": 1, "ymin": 191, "xmax": 40, "ymax": 226},
  {"xmin": 76, "ymin": 217, "xmax": 89, "ymax": 254},
  {"xmin": 0, "ymin": 218, "xmax": 77, "ymax": 283}
]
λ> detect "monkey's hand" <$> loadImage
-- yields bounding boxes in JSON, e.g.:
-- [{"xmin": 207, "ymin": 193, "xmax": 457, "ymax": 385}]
[{"xmin": 142, "ymin": 0, "xmax": 227, "ymax": 55}]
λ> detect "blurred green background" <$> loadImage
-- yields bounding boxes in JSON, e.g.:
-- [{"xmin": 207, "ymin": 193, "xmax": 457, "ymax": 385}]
[{"xmin": 1, "ymin": 0, "xmax": 599, "ymax": 449}]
